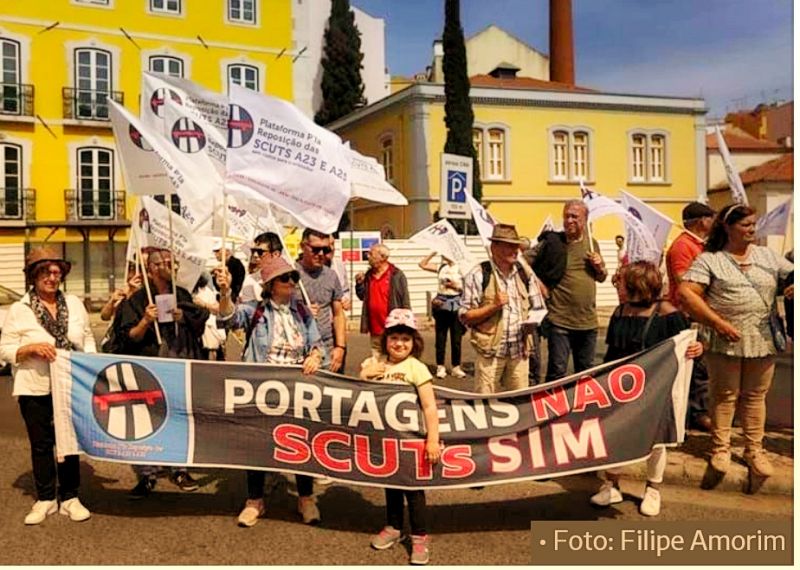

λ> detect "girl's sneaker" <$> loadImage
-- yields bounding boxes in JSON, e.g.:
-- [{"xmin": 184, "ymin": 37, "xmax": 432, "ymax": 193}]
[
  {"xmin": 410, "ymin": 535, "xmax": 430, "ymax": 565},
  {"xmin": 371, "ymin": 526, "xmax": 402, "ymax": 550},
  {"xmin": 435, "ymin": 366, "xmax": 447, "ymax": 379},
  {"xmin": 451, "ymin": 366, "xmax": 467, "ymax": 379}
]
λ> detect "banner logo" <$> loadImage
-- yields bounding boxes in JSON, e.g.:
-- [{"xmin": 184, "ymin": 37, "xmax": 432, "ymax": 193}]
[
  {"xmin": 92, "ymin": 362, "xmax": 167, "ymax": 441},
  {"xmin": 227, "ymin": 105, "xmax": 254, "ymax": 148},
  {"xmin": 149, "ymin": 88, "xmax": 183, "ymax": 118},
  {"xmin": 129, "ymin": 125, "xmax": 153, "ymax": 151},
  {"xmin": 171, "ymin": 118, "xmax": 207, "ymax": 153}
]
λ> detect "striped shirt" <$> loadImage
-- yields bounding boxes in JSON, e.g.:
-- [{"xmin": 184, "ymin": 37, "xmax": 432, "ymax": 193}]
[{"xmin": 460, "ymin": 262, "xmax": 546, "ymax": 359}]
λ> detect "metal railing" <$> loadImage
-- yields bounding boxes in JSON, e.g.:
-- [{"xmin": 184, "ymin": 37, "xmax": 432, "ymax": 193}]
[
  {"xmin": 0, "ymin": 83, "xmax": 34, "ymax": 116},
  {"xmin": 64, "ymin": 189, "xmax": 127, "ymax": 221},
  {"xmin": 0, "ymin": 188, "xmax": 35, "ymax": 220},
  {"xmin": 62, "ymin": 87, "xmax": 124, "ymax": 121}
]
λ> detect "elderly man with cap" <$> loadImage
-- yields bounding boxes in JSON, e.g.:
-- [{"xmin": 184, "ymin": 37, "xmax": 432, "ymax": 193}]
[
  {"xmin": 460, "ymin": 224, "xmax": 547, "ymax": 394},
  {"xmin": 0, "ymin": 247, "xmax": 95, "ymax": 525},
  {"xmin": 666, "ymin": 201, "xmax": 716, "ymax": 431},
  {"xmin": 532, "ymin": 200, "xmax": 607, "ymax": 382}
]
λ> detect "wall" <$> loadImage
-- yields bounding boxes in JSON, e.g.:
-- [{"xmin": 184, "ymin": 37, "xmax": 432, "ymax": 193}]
[
  {"xmin": 707, "ymin": 151, "xmax": 783, "ymax": 189},
  {"xmin": 466, "ymin": 26, "xmax": 549, "ymax": 80}
]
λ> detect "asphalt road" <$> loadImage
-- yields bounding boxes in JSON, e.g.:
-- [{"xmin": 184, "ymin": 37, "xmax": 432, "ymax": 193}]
[{"xmin": 0, "ymin": 318, "xmax": 792, "ymax": 565}]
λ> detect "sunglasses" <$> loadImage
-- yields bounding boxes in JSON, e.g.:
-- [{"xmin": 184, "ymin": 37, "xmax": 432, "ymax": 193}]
[
  {"xmin": 276, "ymin": 272, "xmax": 300, "ymax": 284},
  {"xmin": 250, "ymin": 248, "xmax": 267, "ymax": 257},
  {"xmin": 307, "ymin": 245, "xmax": 332, "ymax": 255}
]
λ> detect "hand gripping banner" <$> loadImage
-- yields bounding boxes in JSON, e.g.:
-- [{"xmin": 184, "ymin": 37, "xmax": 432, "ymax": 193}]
[{"xmin": 52, "ymin": 331, "xmax": 694, "ymax": 490}]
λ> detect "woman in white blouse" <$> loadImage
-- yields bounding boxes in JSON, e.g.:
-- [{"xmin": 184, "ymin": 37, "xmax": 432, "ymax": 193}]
[
  {"xmin": 419, "ymin": 253, "xmax": 466, "ymax": 379},
  {"xmin": 0, "ymin": 247, "xmax": 96, "ymax": 525},
  {"xmin": 679, "ymin": 204, "xmax": 793, "ymax": 480}
]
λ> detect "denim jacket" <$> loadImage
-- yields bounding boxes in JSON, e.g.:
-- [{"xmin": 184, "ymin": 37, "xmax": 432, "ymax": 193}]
[{"xmin": 228, "ymin": 299, "xmax": 325, "ymax": 365}]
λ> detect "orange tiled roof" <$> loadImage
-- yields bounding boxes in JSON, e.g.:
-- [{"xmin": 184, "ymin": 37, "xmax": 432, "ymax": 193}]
[
  {"xmin": 714, "ymin": 153, "xmax": 793, "ymax": 189},
  {"xmin": 469, "ymin": 74, "xmax": 597, "ymax": 93},
  {"xmin": 706, "ymin": 126, "xmax": 782, "ymax": 151}
]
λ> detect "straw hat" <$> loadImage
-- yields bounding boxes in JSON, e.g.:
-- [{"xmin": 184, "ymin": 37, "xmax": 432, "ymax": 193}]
[
  {"xmin": 24, "ymin": 246, "xmax": 71, "ymax": 278},
  {"xmin": 489, "ymin": 223, "xmax": 523, "ymax": 245}
]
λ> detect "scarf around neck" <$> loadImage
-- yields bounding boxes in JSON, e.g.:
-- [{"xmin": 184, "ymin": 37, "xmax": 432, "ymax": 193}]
[{"xmin": 29, "ymin": 289, "xmax": 74, "ymax": 350}]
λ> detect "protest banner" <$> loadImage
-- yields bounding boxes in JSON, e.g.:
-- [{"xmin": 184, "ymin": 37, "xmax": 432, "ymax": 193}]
[
  {"xmin": 225, "ymin": 85, "xmax": 351, "ymax": 233},
  {"xmin": 132, "ymin": 196, "xmax": 214, "ymax": 291},
  {"xmin": 714, "ymin": 125, "xmax": 749, "ymax": 206},
  {"xmin": 52, "ymin": 331, "xmax": 694, "ymax": 490},
  {"xmin": 620, "ymin": 191, "xmax": 675, "ymax": 253},
  {"xmin": 409, "ymin": 220, "xmax": 478, "ymax": 275},
  {"xmin": 348, "ymin": 145, "xmax": 408, "ymax": 205}
]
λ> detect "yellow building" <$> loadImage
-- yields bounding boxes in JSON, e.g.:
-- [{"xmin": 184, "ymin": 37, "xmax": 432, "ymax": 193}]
[
  {"xmin": 0, "ymin": 0, "xmax": 293, "ymax": 299},
  {"xmin": 329, "ymin": 74, "xmax": 707, "ymax": 243}
]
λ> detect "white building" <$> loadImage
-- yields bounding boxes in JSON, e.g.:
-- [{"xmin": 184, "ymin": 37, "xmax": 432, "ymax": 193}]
[{"xmin": 292, "ymin": 1, "xmax": 389, "ymax": 119}]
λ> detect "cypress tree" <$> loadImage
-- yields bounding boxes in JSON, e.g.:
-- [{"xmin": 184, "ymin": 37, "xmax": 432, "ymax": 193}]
[
  {"xmin": 442, "ymin": 0, "xmax": 482, "ymax": 205},
  {"xmin": 315, "ymin": 0, "xmax": 366, "ymax": 125}
]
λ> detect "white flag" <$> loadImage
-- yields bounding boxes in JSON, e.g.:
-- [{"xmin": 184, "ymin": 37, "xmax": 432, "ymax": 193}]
[
  {"xmin": 620, "ymin": 191, "xmax": 676, "ymax": 253},
  {"xmin": 756, "ymin": 200, "xmax": 792, "ymax": 238},
  {"xmin": 225, "ymin": 85, "xmax": 351, "ymax": 233},
  {"xmin": 110, "ymin": 100, "xmax": 216, "ymax": 228},
  {"xmin": 536, "ymin": 215, "xmax": 558, "ymax": 238},
  {"xmin": 466, "ymin": 194, "xmax": 497, "ymax": 246},
  {"xmin": 132, "ymin": 196, "xmax": 215, "ymax": 291},
  {"xmin": 715, "ymin": 126, "xmax": 749, "ymax": 206},
  {"xmin": 624, "ymin": 213, "xmax": 662, "ymax": 264},
  {"xmin": 580, "ymin": 182, "xmax": 628, "ymax": 222},
  {"xmin": 348, "ymin": 145, "xmax": 408, "ymax": 205},
  {"xmin": 409, "ymin": 220, "xmax": 478, "ymax": 276}
]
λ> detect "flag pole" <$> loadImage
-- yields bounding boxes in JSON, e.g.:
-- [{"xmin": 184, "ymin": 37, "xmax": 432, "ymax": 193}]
[
  {"xmin": 166, "ymin": 194, "xmax": 178, "ymax": 336},
  {"xmin": 133, "ymin": 229, "xmax": 162, "ymax": 345}
]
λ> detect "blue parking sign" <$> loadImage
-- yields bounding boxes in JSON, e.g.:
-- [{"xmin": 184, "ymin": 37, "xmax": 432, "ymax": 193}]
[{"xmin": 447, "ymin": 170, "xmax": 467, "ymax": 203}]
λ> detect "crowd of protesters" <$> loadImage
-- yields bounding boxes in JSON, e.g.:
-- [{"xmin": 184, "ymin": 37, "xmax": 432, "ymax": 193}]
[{"xmin": 0, "ymin": 199, "xmax": 792, "ymax": 565}]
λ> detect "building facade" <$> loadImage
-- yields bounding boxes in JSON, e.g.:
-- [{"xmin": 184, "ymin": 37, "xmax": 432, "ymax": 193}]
[
  {"xmin": 0, "ymin": 0, "xmax": 293, "ymax": 298},
  {"xmin": 329, "ymin": 79, "xmax": 707, "ymax": 242}
]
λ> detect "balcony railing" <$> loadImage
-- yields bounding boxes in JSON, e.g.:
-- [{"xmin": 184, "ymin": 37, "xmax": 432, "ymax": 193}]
[
  {"xmin": 0, "ymin": 188, "xmax": 35, "ymax": 220},
  {"xmin": 62, "ymin": 88, "xmax": 124, "ymax": 121},
  {"xmin": 65, "ymin": 189, "xmax": 127, "ymax": 221},
  {"xmin": 0, "ymin": 84, "xmax": 34, "ymax": 116}
]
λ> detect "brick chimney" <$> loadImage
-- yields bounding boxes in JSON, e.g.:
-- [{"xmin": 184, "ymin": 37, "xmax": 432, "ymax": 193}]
[{"xmin": 549, "ymin": 0, "xmax": 575, "ymax": 85}]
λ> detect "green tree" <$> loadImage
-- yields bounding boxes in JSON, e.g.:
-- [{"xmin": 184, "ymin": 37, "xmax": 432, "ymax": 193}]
[
  {"xmin": 442, "ymin": 0, "xmax": 482, "ymax": 207},
  {"xmin": 315, "ymin": 0, "xmax": 365, "ymax": 125}
]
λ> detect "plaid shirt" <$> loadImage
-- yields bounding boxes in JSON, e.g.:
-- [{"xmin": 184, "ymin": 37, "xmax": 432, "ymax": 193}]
[{"xmin": 460, "ymin": 262, "xmax": 546, "ymax": 358}]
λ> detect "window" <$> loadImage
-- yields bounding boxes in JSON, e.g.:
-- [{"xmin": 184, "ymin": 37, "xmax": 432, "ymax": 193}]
[
  {"xmin": 229, "ymin": 0, "xmax": 256, "ymax": 24},
  {"xmin": 149, "ymin": 55, "xmax": 184, "ymax": 78},
  {"xmin": 227, "ymin": 64, "xmax": 259, "ymax": 92},
  {"xmin": 548, "ymin": 127, "xmax": 593, "ymax": 182},
  {"xmin": 1, "ymin": 39, "xmax": 21, "ymax": 114},
  {"xmin": 150, "ymin": 0, "xmax": 181, "ymax": 14},
  {"xmin": 472, "ymin": 129, "xmax": 483, "ymax": 173},
  {"xmin": 77, "ymin": 147, "xmax": 114, "ymax": 219},
  {"xmin": 628, "ymin": 130, "xmax": 669, "ymax": 183},
  {"xmin": 487, "ymin": 128, "xmax": 505, "ymax": 179},
  {"xmin": 74, "ymin": 48, "xmax": 112, "ymax": 120},
  {"xmin": 0, "ymin": 143, "xmax": 21, "ymax": 218},
  {"xmin": 381, "ymin": 137, "xmax": 394, "ymax": 183}
]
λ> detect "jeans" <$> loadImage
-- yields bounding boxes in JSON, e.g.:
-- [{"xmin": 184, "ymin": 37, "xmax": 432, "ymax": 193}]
[
  {"xmin": 687, "ymin": 354, "xmax": 710, "ymax": 423},
  {"xmin": 18, "ymin": 395, "xmax": 81, "ymax": 502},
  {"xmin": 545, "ymin": 323, "xmax": 597, "ymax": 381},
  {"xmin": 433, "ymin": 308, "xmax": 463, "ymax": 367},
  {"xmin": 705, "ymin": 353, "xmax": 775, "ymax": 454},
  {"xmin": 528, "ymin": 326, "xmax": 542, "ymax": 385},
  {"xmin": 246, "ymin": 471, "xmax": 313, "ymax": 500},
  {"xmin": 385, "ymin": 488, "xmax": 427, "ymax": 535}
]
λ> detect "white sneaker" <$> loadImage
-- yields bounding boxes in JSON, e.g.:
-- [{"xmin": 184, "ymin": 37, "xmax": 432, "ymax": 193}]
[
  {"xmin": 59, "ymin": 497, "xmax": 91, "ymax": 522},
  {"xmin": 639, "ymin": 486, "xmax": 661, "ymax": 516},
  {"xmin": 451, "ymin": 366, "xmax": 467, "ymax": 379},
  {"xmin": 589, "ymin": 482, "xmax": 623, "ymax": 507},
  {"xmin": 435, "ymin": 366, "xmax": 447, "ymax": 379},
  {"xmin": 24, "ymin": 499, "xmax": 57, "ymax": 525}
]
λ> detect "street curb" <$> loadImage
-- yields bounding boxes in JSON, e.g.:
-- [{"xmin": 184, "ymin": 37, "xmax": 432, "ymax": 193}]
[{"xmin": 612, "ymin": 452, "xmax": 793, "ymax": 496}]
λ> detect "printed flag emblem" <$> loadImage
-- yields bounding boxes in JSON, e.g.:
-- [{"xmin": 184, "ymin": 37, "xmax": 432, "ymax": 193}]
[
  {"xmin": 92, "ymin": 362, "xmax": 167, "ymax": 441},
  {"xmin": 129, "ymin": 124, "xmax": 153, "ymax": 151},
  {"xmin": 227, "ymin": 104, "xmax": 254, "ymax": 148},
  {"xmin": 149, "ymin": 88, "xmax": 183, "ymax": 118},
  {"xmin": 171, "ymin": 118, "xmax": 207, "ymax": 153}
]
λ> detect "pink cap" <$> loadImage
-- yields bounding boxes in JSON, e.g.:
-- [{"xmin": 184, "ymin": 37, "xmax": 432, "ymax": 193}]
[{"xmin": 384, "ymin": 308, "xmax": 418, "ymax": 330}]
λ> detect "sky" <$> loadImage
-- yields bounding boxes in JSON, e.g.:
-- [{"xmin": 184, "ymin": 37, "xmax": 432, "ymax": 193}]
[{"xmin": 352, "ymin": 0, "xmax": 793, "ymax": 118}]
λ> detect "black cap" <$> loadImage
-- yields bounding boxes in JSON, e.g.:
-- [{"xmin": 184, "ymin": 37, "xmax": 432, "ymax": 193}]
[{"xmin": 682, "ymin": 202, "xmax": 716, "ymax": 223}]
